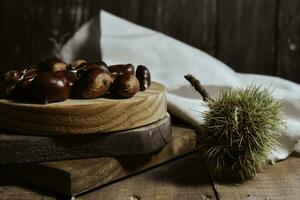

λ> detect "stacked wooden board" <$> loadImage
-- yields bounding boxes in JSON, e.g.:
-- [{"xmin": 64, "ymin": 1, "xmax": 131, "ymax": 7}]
[
  {"xmin": 1, "ymin": 125, "xmax": 197, "ymax": 196},
  {"xmin": 0, "ymin": 81, "xmax": 198, "ymax": 196}
]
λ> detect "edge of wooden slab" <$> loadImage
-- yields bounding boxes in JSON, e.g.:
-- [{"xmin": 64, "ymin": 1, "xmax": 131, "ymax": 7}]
[
  {"xmin": 0, "ymin": 82, "xmax": 167, "ymax": 135},
  {"xmin": 0, "ymin": 114, "xmax": 172, "ymax": 164},
  {"xmin": 0, "ymin": 125, "xmax": 197, "ymax": 196}
]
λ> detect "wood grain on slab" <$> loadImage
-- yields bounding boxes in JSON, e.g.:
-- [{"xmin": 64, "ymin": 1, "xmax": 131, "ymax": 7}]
[
  {"xmin": 213, "ymin": 155, "xmax": 300, "ymax": 200},
  {"xmin": 0, "ymin": 82, "xmax": 166, "ymax": 135},
  {"xmin": 1, "ymin": 124, "xmax": 197, "ymax": 196},
  {"xmin": 0, "ymin": 115, "xmax": 171, "ymax": 164}
]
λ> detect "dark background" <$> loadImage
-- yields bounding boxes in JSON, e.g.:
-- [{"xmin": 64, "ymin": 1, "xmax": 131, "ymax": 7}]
[{"xmin": 0, "ymin": 0, "xmax": 299, "ymax": 82}]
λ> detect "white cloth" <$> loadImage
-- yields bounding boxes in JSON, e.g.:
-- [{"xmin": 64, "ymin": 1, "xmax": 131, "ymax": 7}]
[{"xmin": 60, "ymin": 11, "xmax": 300, "ymax": 162}]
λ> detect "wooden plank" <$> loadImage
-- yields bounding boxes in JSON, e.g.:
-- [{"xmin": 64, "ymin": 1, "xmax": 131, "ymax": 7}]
[
  {"xmin": 212, "ymin": 155, "xmax": 300, "ymax": 199},
  {"xmin": 0, "ymin": 115, "xmax": 171, "ymax": 164},
  {"xmin": 0, "ymin": 177, "xmax": 57, "ymax": 200},
  {"xmin": 217, "ymin": 0, "xmax": 277, "ymax": 74},
  {"xmin": 0, "ymin": 82, "xmax": 167, "ymax": 135},
  {"xmin": 0, "ymin": 0, "xmax": 86, "ymax": 73},
  {"xmin": 1, "ymin": 124, "xmax": 198, "ymax": 196},
  {"xmin": 276, "ymin": 0, "xmax": 300, "ymax": 83},
  {"xmin": 78, "ymin": 153, "xmax": 215, "ymax": 200},
  {"xmin": 151, "ymin": 0, "xmax": 217, "ymax": 55}
]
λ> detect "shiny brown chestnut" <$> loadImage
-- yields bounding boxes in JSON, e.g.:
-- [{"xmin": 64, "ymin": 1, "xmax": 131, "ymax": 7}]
[
  {"xmin": 73, "ymin": 66, "xmax": 112, "ymax": 99},
  {"xmin": 24, "ymin": 68, "xmax": 40, "ymax": 79},
  {"xmin": 111, "ymin": 74, "xmax": 140, "ymax": 98},
  {"xmin": 39, "ymin": 58, "xmax": 67, "ymax": 72},
  {"xmin": 12, "ymin": 68, "xmax": 40, "ymax": 99},
  {"xmin": 107, "ymin": 64, "xmax": 135, "ymax": 80},
  {"xmin": 136, "ymin": 65, "xmax": 151, "ymax": 91},
  {"xmin": 93, "ymin": 60, "xmax": 108, "ymax": 68},
  {"xmin": 4, "ymin": 70, "xmax": 25, "ymax": 84},
  {"xmin": 57, "ymin": 70, "xmax": 77, "ymax": 86},
  {"xmin": 34, "ymin": 71, "xmax": 71, "ymax": 103},
  {"xmin": 72, "ymin": 63, "xmax": 98, "ymax": 78}
]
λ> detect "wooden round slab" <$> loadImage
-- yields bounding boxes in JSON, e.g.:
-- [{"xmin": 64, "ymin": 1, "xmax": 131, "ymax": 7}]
[
  {"xmin": 0, "ymin": 82, "xmax": 167, "ymax": 135},
  {"xmin": 0, "ymin": 114, "xmax": 172, "ymax": 164}
]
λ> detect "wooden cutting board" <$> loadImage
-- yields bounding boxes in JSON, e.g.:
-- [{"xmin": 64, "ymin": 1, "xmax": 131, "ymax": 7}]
[
  {"xmin": 0, "ymin": 82, "xmax": 166, "ymax": 135},
  {"xmin": 1, "ymin": 125, "xmax": 197, "ymax": 196},
  {"xmin": 0, "ymin": 115, "xmax": 171, "ymax": 164}
]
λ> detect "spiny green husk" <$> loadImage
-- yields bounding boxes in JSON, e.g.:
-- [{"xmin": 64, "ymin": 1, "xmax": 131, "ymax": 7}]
[{"xmin": 198, "ymin": 86, "xmax": 284, "ymax": 180}]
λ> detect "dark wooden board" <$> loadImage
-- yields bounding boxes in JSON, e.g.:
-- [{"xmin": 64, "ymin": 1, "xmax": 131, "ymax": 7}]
[
  {"xmin": 0, "ymin": 125, "xmax": 197, "ymax": 196},
  {"xmin": 217, "ymin": 0, "xmax": 277, "ymax": 75},
  {"xmin": 149, "ymin": 0, "xmax": 217, "ymax": 56},
  {"xmin": 276, "ymin": 0, "xmax": 300, "ymax": 83},
  {"xmin": 3, "ymin": 1, "xmax": 300, "ymax": 82},
  {"xmin": 0, "ymin": 115, "xmax": 171, "ymax": 164}
]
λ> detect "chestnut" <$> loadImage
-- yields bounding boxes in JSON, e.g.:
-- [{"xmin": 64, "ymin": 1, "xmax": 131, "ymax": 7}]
[
  {"xmin": 68, "ymin": 59, "xmax": 87, "ymax": 70},
  {"xmin": 39, "ymin": 58, "xmax": 67, "ymax": 72},
  {"xmin": 34, "ymin": 71, "xmax": 71, "ymax": 103},
  {"xmin": 57, "ymin": 70, "xmax": 77, "ymax": 86},
  {"xmin": 111, "ymin": 74, "xmax": 140, "ymax": 98},
  {"xmin": 107, "ymin": 64, "xmax": 135, "ymax": 80},
  {"xmin": 24, "ymin": 68, "xmax": 40, "ymax": 79},
  {"xmin": 4, "ymin": 70, "xmax": 25, "ymax": 84},
  {"xmin": 93, "ymin": 60, "xmax": 108, "ymax": 68},
  {"xmin": 136, "ymin": 65, "xmax": 151, "ymax": 91},
  {"xmin": 73, "ymin": 65, "xmax": 112, "ymax": 99},
  {"xmin": 12, "ymin": 68, "xmax": 40, "ymax": 99}
]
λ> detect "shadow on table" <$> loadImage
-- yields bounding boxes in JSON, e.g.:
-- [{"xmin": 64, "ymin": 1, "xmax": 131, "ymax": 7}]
[
  {"xmin": 0, "ymin": 176, "xmax": 68, "ymax": 200},
  {"xmin": 146, "ymin": 153, "xmax": 211, "ymax": 186}
]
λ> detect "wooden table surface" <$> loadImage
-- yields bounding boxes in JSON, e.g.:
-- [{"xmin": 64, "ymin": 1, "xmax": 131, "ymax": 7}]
[{"xmin": 1, "ymin": 125, "xmax": 300, "ymax": 200}]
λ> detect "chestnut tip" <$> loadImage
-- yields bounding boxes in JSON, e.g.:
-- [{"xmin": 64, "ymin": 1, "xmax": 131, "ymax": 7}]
[
  {"xmin": 39, "ymin": 58, "xmax": 67, "ymax": 72},
  {"xmin": 108, "ymin": 64, "xmax": 135, "ymax": 80}
]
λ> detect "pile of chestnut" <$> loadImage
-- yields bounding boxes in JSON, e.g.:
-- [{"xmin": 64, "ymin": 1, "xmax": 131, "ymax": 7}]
[{"xmin": 0, "ymin": 58, "xmax": 151, "ymax": 104}]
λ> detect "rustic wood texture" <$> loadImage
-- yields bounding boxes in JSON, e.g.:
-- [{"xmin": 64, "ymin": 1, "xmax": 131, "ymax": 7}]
[
  {"xmin": 1, "ymin": 124, "xmax": 197, "ymax": 196},
  {"xmin": 0, "ymin": 115, "xmax": 171, "ymax": 164},
  {"xmin": 1, "ymin": 1, "xmax": 299, "ymax": 82},
  {"xmin": 0, "ymin": 82, "xmax": 166, "ymax": 135},
  {"xmin": 78, "ymin": 153, "xmax": 215, "ymax": 200},
  {"xmin": 276, "ymin": 0, "xmax": 300, "ymax": 82},
  {"xmin": 217, "ymin": 0, "xmax": 277, "ymax": 75},
  {"xmin": 149, "ymin": 0, "xmax": 217, "ymax": 56},
  {"xmin": 0, "ymin": 125, "xmax": 299, "ymax": 199},
  {"xmin": 0, "ymin": 179, "xmax": 57, "ymax": 200},
  {"xmin": 213, "ymin": 155, "xmax": 300, "ymax": 199}
]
